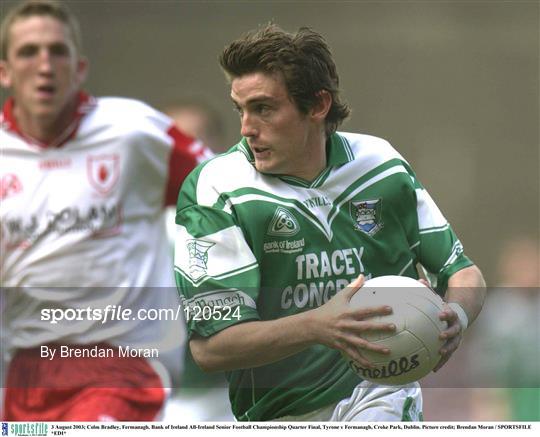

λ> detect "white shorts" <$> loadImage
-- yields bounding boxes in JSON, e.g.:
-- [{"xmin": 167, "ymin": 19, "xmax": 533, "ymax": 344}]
[
  {"xmin": 275, "ymin": 381, "xmax": 423, "ymax": 422},
  {"xmin": 330, "ymin": 381, "xmax": 423, "ymax": 421}
]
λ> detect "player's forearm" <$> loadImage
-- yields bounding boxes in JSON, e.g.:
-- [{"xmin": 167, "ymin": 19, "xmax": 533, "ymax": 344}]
[
  {"xmin": 445, "ymin": 264, "xmax": 486, "ymax": 326},
  {"xmin": 190, "ymin": 310, "xmax": 320, "ymax": 372}
]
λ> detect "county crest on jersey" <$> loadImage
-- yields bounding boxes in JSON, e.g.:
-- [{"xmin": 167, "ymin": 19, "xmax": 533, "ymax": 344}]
[{"xmin": 349, "ymin": 198, "xmax": 383, "ymax": 235}]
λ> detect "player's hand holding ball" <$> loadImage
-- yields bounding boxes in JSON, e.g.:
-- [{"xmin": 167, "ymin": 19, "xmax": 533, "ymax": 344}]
[
  {"xmin": 344, "ymin": 275, "xmax": 447, "ymax": 385},
  {"xmin": 312, "ymin": 274, "xmax": 398, "ymax": 370}
]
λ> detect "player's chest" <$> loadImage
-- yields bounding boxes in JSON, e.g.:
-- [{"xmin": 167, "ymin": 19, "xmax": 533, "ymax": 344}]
[
  {"xmin": 0, "ymin": 145, "xmax": 132, "ymax": 246},
  {"xmin": 237, "ymin": 186, "xmax": 399, "ymax": 250},
  {"xmin": 1, "ymin": 146, "xmax": 128, "ymax": 209}
]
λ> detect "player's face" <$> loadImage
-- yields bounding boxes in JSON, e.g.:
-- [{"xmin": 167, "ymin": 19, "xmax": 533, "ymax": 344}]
[
  {"xmin": 231, "ymin": 72, "xmax": 324, "ymax": 180},
  {"xmin": 0, "ymin": 15, "xmax": 87, "ymax": 124}
]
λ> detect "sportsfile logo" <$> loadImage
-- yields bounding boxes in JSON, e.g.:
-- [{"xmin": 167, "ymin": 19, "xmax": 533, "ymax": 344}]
[{"xmin": 6, "ymin": 423, "xmax": 48, "ymax": 436}]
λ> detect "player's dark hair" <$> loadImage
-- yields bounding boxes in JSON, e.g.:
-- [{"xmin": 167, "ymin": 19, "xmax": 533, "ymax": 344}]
[
  {"xmin": 0, "ymin": 0, "xmax": 82, "ymax": 60},
  {"xmin": 219, "ymin": 24, "xmax": 350, "ymax": 138}
]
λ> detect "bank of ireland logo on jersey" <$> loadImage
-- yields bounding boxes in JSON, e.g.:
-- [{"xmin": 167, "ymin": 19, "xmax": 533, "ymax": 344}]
[
  {"xmin": 350, "ymin": 199, "xmax": 383, "ymax": 235},
  {"xmin": 87, "ymin": 154, "xmax": 119, "ymax": 195},
  {"xmin": 267, "ymin": 206, "xmax": 300, "ymax": 237},
  {"xmin": 186, "ymin": 239, "xmax": 215, "ymax": 283}
]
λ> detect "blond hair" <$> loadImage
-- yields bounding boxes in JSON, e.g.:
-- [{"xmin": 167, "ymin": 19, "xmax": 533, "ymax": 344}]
[{"xmin": 1, "ymin": 0, "xmax": 82, "ymax": 60}]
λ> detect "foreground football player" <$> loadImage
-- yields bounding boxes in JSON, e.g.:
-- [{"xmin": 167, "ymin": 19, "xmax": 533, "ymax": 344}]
[
  {"xmin": 0, "ymin": 0, "xmax": 208, "ymax": 420},
  {"xmin": 174, "ymin": 24, "xmax": 486, "ymax": 421}
]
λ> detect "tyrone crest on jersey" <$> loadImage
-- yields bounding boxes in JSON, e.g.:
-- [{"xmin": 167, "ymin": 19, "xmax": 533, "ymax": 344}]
[
  {"xmin": 350, "ymin": 199, "xmax": 383, "ymax": 235},
  {"xmin": 87, "ymin": 154, "xmax": 119, "ymax": 195},
  {"xmin": 267, "ymin": 207, "xmax": 300, "ymax": 237}
]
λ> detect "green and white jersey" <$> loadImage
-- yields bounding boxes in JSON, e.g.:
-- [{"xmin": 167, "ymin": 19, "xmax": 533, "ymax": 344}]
[{"xmin": 174, "ymin": 132, "xmax": 472, "ymax": 421}]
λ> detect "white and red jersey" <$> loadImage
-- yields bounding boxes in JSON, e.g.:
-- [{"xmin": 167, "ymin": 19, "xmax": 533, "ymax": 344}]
[{"xmin": 0, "ymin": 94, "xmax": 207, "ymax": 383}]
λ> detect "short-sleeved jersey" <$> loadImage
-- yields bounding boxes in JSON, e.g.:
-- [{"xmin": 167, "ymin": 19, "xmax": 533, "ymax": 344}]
[
  {"xmin": 174, "ymin": 132, "xmax": 472, "ymax": 420},
  {"xmin": 0, "ymin": 94, "xmax": 208, "ymax": 380}
]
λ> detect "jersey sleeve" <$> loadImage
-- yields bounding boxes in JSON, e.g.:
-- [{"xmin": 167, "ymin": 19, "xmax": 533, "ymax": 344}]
[
  {"xmin": 164, "ymin": 125, "xmax": 213, "ymax": 206},
  {"xmin": 174, "ymin": 167, "xmax": 261, "ymax": 338},
  {"xmin": 109, "ymin": 99, "xmax": 211, "ymax": 208},
  {"xmin": 404, "ymin": 163, "xmax": 473, "ymax": 294}
]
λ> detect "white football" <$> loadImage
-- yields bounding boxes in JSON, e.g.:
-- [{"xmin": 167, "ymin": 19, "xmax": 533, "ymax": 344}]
[{"xmin": 346, "ymin": 275, "xmax": 447, "ymax": 385}]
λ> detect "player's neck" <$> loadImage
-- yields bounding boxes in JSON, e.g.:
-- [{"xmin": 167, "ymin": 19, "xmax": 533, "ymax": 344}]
[
  {"xmin": 289, "ymin": 131, "xmax": 327, "ymax": 182},
  {"xmin": 292, "ymin": 155, "xmax": 326, "ymax": 182},
  {"xmin": 13, "ymin": 99, "xmax": 78, "ymax": 146}
]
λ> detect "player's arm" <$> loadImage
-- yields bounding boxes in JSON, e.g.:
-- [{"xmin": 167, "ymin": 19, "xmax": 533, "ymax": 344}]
[
  {"xmin": 190, "ymin": 275, "xmax": 396, "ymax": 372},
  {"xmin": 403, "ymin": 165, "xmax": 486, "ymax": 370},
  {"xmin": 433, "ymin": 264, "xmax": 486, "ymax": 371},
  {"xmin": 445, "ymin": 264, "xmax": 486, "ymax": 327}
]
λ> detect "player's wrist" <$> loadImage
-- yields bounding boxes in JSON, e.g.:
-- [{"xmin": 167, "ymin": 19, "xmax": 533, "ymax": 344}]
[
  {"xmin": 302, "ymin": 307, "xmax": 327, "ymax": 346},
  {"xmin": 448, "ymin": 302, "xmax": 468, "ymax": 331}
]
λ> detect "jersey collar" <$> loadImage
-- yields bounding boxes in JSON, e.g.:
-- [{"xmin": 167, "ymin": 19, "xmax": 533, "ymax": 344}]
[
  {"xmin": 326, "ymin": 132, "xmax": 354, "ymax": 167},
  {"xmin": 238, "ymin": 132, "xmax": 354, "ymax": 187},
  {"xmin": 0, "ymin": 91, "xmax": 96, "ymax": 149}
]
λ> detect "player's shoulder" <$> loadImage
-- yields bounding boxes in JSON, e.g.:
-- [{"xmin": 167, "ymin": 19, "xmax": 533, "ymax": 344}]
[
  {"xmin": 95, "ymin": 96, "xmax": 162, "ymax": 116},
  {"xmin": 182, "ymin": 142, "xmax": 257, "ymax": 207},
  {"xmin": 337, "ymin": 131, "xmax": 406, "ymax": 163},
  {"xmin": 84, "ymin": 97, "xmax": 171, "ymax": 134},
  {"xmin": 338, "ymin": 131, "xmax": 413, "ymax": 172}
]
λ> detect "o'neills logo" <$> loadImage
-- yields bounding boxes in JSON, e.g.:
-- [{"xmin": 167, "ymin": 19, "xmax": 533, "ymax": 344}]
[{"xmin": 349, "ymin": 354, "xmax": 420, "ymax": 380}]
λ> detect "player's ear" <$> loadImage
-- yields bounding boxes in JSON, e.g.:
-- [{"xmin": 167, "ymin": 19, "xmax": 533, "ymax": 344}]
[
  {"xmin": 0, "ymin": 60, "xmax": 13, "ymax": 89},
  {"xmin": 310, "ymin": 90, "xmax": 332, "ymax": 123},
  {"xmin": 76, "ymin": 56, "xmax": 89, "ymax": 85}
]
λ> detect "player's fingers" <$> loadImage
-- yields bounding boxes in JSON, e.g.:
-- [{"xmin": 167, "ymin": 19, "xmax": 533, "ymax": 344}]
[
  {"xmin": 347, "ymin": 335, "xmax": 391, "ymax": 356},
  {"xmin": 351, "ymin": 304, "xmax": 392, "ymax": 320},
  {"xmin": 434, "ymin": 335, "xmax": 461, "ymax": 373},
  {"xmin": 346, "ymin": 353, "xmax": 374, "ymax": 369},
  {"xmin": 433, "ymin": 354, "xmax": 449, "ymax": 372},
  {"xmin": 354, "ymin": 322, "xmax": 396, "ymax": 332},
  {"xmin": 439, "ymin": 319, "xmax": 461, "ymax": 340},
  {"xmin": 339, "ymin": 340, "xmax": 375, "ymax": 368},
  {"xmin": 340, "ymin": 331, "xmax": 391, "ymax": 357},
  {"xmin": 343, "ymin": 274, "xmax": 365, "ymax": 299},
  {"xmin": 342, "ymin": 319, "xmax": 396, "ymax": 334},
  {"xmin": 440, "ymin": 332, "xmax": 461, "ymax": 354},
  {"xmin": 418, "ymin": 279, "xmax": 430, "ymax": 288},
  {"xmin": 438, "ymin": 305, "xmax": 458, "ymax": 322},
  {"xmin": 438, "ymin": 311, "xmax": 457, "ymax": 332}
]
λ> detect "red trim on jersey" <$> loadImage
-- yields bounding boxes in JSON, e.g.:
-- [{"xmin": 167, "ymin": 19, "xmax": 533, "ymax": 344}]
[
  {"xmin": 164, "ymin": 125, "xmax": 201, "ymax": 206},
  {"xmin": 0, "ymin": 92, "xmax": 96, "ymax": 149}
]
